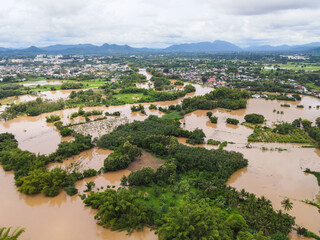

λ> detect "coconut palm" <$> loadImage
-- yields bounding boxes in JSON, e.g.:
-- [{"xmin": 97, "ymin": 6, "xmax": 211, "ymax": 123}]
[
  {"xmin": 281, "ymin": 198, "xmax": 293, "ymax": 212},
  {"xmin": 0, "ymin": 227, "xmax": 25, "ymax": 240}
]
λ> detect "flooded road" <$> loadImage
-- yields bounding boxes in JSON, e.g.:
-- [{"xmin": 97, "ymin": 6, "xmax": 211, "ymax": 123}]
[{"xmin": 0, "ymin": 71, "xmax": 320, "ymax": 239}]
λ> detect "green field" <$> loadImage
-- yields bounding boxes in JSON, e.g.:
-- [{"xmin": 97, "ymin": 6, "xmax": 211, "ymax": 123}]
[
  {"xmin": 161, "ymin": 111, "xmax": 184, "ymax": 120},
  {"xmin": 113, "ymin": 93, "xmax": 144, "ymax": 104},
  {"xmin": 248, "ymin": 127, "xmax": 315, "ymax": 144},
  {"xmin": 18, "ymin": 77, "xmax": 106, "ymax": 90},
  {"xmin": 278, "ymin": 63, "xmax": 320, "ymax": 71},
  {"xmin": 306, "ymin": 82, "xmax": 320, "ymax": 91}
]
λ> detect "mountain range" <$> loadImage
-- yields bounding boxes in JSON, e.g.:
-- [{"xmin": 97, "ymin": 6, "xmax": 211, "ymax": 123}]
[{"xmin": 1, "ymin": 40, "xmax": 320, "ymax": 55}]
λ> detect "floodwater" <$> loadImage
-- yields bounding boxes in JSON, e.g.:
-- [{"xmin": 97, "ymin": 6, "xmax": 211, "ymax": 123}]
[
  {"xmin": 20, "ymin": 80, "xmax": 64, "ymax": 87},
  {"xmin": 0, "ymin": 90, "xmax": 81, "ymax": 109},
  {"xmin": 47, "ymin": 147, "xmax": 113, "ymax": 172},
  {"xmin": 128, "ymin": 150, "xmax": 165, "ymax": 171},
  {"xmin": 1, "ymin": 71, "xmax": 320, "ymax": 239},
  {"xmin": 227, "ymin": 146, "xmax": 320, "ymax": 234},
  {"xmin": 0, "ymin": 167, "xmax": 157, "ymax": 240}
]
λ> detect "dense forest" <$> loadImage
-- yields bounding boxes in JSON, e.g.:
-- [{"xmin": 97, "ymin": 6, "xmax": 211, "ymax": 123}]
[{"xmin": 83, "ymin": 116, "xmax": 296, "ymax": 239}]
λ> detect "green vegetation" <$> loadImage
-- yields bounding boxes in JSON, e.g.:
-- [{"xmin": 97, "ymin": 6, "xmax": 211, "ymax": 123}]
[
  {"xmin": 281, "ymin": 198, "xmax": 293, "ymax": 212},
  {"xmin": 0, "ymin": 84, "xmax": 25, "ymax": 100},
  {"xmin": 280, "ymin": 103, "xmax": 290, "ymax": 107},
  {"xmin": 112, "ymin": 93, "xmax": 144, "ymax": 104},
  {"xmin": 297, "ymin": 227, "xmax": 320, "ymax": 240},
  {"xmin": 60, "ymin": 82, "xmax": 83, "ymax": 90},
  {"xmin": 245, "ymin": 113, "xmax": 265, "ymax": 124},
  {"xmin": 303, "ymin": 200, "xmax": 320, "ymax": 213},
  {"xmin": 209, "ymin": 116, "xmax": 218, "ymax": 123},
  {"xmin": 226, "ymin": 118, "xmax": 239, "ymax": 125},
  {"xmin": 174, "ymin": 80, "xmax": 184, "ymax": 86},
  {"xmin": 248, "ymin": 126, "xmax": 314, "ymax": 144},
  {"xmin": 0, "ymin": 132, "xmax": 94, "ymax": 197},
  {"xmin": 45, "ymin": 114, "xmax": 61, "ymax": 123},
  {"xmin": 304, "ymin": 168, "xmax": 320, "ymax": 185},
  {"xmin": 64, "ymin": 184, "xmax": 78, "ymax": 196},
  {"xmin": 70, "ymin": 107, "xmax": 103, "ymax": 119},
  {"xmin": 149, "ymin": 104, "xmax": 157, "ymax": 110},
  {"xmin": 131, "ymin": 104, "xmax": 144, "ymax": 112},
  {"xmin": 104, "ymin": 141, "xmax": 142, "ymax": 171},
  {"xmin": 0, "ymin": 227, "xmax": 25, "ymax": 240},
  {"xmin": 84, "ymin": 188, "xmax": 153, "ymax": 232},
  {"xmin": 84, "ymin": 116, "xmax": 295, "ymax": 238},
  {"xmin": 60, "ymin": 127, "xmax": 73, "ymax": 137},
  {"xmin": 1, "ymin": 98, "xmax": 65, "ymax": 120},
  {"xmin": 161, "ymin": 111, "xmax": 184, "ymax": 120},
  {"xmin": 266, "ymin": 94, "xmax": 297, "ymax": 101},
  {"xmin": 182, "ymin": 88, "xmax": 249, "ymax": 113},
  {"xmin": 206, "ymin": 111, "xmax": 218, "ymax": 123},
  {"xmin": 207, "ymin": 139, "xmax": 221, "ymax": 145}
]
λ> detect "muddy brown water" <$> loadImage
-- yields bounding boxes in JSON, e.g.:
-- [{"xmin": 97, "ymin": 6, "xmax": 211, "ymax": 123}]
[
  {"xmin": 1, "ymin": 72, "xmax": 320, "ymax": 239},
  {"xmin": 1, "ymin": 90, "xmax": 82, "ymax": 106},
  {"xmin": 20, "ymin": 80, "xmax": 64, "ymax": 87},
  {"xmin": 0, "ymin": 167, "xmax": 159, "ymax": 240}
]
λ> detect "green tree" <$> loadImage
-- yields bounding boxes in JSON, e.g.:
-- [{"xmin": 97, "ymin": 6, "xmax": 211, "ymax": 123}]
[
  {"xmin": 315, "ymin": 117, "xmax": 320, "ymax": 128},
  {"xmin": 158, "ymin": 201, "xmax": 233, "ymax": 240},
  {"xmin": 281, "ymin": 198, "xmax": 293, "ymax": 212}
]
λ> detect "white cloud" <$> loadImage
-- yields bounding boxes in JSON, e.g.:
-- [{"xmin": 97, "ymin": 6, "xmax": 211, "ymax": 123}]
[{"xmin": 0, "ymin": 0, "xmax": 319, "ymax": 48}]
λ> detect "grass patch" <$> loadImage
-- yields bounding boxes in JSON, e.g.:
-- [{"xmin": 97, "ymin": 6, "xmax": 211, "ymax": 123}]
[
  {"xmin": 248, "ymin": 126, "xmax": 315, "ymax": 144},
  {"xmin": 306, "ymin": 82, "xmax": 320, "ymax": 91},
  {"xmin": 113, "ymin": 93, "xmax": 144, "ymax": 104},
  {"xmin": 241, "ymin": 122, "xmax": 256, "ymax": 129},
  {"xmin": 161, "ymin": 111, "xmax": 184, "ymax": 120}
]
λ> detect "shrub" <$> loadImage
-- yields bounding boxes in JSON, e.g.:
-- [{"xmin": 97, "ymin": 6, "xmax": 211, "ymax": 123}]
[
  {"xmin": 244, "ymin": 114, "xmax": 265, "ymax": 124},
  {"xmin": 209, "ymin": 116, "xmax": 218, "ymax": 123},
  {"xmin": 207, "ymin": 139, "xmax": 221, "ymax": 145},
  {"xmin": 65, "ymin": 184, "xmax": 78, "ymax": 196},
  {"xmin": 226, "ymin": 118, "xmax": 239, "ymax": 125},
  {"xmin": 60, "ymin": 128, "xmax": 73, "ymax": 137},
  {"xmin": 46, "ymin": 114, "xmax": 61, "ymax": 123}
]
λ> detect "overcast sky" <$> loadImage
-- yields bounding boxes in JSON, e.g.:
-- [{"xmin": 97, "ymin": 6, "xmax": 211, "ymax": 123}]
[{"xmin": 1, "ymin": 0, "xmax": 320, "ymax": 48}]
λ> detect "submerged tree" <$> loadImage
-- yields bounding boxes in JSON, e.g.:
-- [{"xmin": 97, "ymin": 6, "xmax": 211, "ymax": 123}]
[{"xmin": 281, "ymin": 198, "xmax": 293, "ymax": 212}]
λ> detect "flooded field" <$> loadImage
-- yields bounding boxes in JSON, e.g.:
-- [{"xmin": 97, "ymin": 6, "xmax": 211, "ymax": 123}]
[
  {"xmin": 0, "ymin": 72, "xmax": 320, "ymax": 239},
  {"xmin": 0, "ymin": 89, "xmax": 81, "ymax": 108},
  {"xmin": 20, "ymin": 80, "xmax": 64, "ymax": 87}
]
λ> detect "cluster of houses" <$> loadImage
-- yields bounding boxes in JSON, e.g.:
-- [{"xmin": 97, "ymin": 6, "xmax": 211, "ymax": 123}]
[{"xmin": 0, "ymin": 55, "xmax": 129, "ymax": 82}]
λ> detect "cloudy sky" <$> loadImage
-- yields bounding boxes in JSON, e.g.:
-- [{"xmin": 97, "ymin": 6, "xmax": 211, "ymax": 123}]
[{"xmin": 1, "ymin": 0, "xmax": 320, "ymax": 48}]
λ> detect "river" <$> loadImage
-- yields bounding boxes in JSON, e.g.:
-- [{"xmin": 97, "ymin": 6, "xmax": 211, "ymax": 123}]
[{"xmin": 0, "ymin": 69, "xmax": 319, "ymax": 239}]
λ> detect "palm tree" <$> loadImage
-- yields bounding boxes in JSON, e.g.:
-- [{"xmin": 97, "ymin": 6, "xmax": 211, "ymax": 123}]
[
  {"xmin": 281, "ymin": 198, "xmax": 293, "ymax": 212},
  {"xmin": 0, "ymin": 227, "xmax": 25, "ymax": 240}
]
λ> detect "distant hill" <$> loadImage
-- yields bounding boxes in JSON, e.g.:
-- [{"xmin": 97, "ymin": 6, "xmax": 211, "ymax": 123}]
[
  {"xmin": 41, "ymin": 44, "xmax": 97, "ymax": 51},
  {"xmin": 165, "ymin": 40, "xmax": 241, "ymax": 52},
  {"xmin": 244, "ymin": 42, "xmax": 320, "ymax": 52},
  {"xmin": 244, "ymin": 45, "xmax": 291, "ymax": 52},
  {"xmin": 0, "ymin": 47, "xmax": 8, "ymax": 52},
  {"xmin": 1, "ymin": 41, "xmax": 320, "ymax": 56},
  {"xmin": 1, "ymin": 46, "xmax": 46, "ymax": 56}
]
